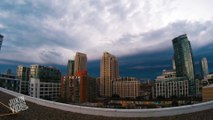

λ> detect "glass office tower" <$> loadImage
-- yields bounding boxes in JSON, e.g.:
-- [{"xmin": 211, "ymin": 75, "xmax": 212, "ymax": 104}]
[{"xmin": 172, "ymin": 34, "xmax": 196, "ymax": 96}]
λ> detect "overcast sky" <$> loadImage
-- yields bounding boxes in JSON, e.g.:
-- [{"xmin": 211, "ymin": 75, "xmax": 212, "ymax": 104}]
[{"xmin": 0, "ymin": 0, "xmax": 213, "ymax": 67}]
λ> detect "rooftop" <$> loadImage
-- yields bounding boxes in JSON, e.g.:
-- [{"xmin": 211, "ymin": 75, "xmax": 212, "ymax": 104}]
[{"xmin": 0, "ymin": 91, "xmax": 213, "ymax": 120}]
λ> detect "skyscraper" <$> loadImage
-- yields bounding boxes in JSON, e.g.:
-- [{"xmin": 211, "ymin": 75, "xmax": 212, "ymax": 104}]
[
  {"xmin": 200, "ymin": 57, "xmax": 209, "ymax": 79},
  {"xmin": 172, "ymin": 34, "xmax": 195, "ymax": 96},
  {"xmin": 100, "ymin": 52, "xmax": 119, "ymax": 97},
  {"xmin": 67, "ymin": 60, "xmax": 75, "ymax": 76},
  {"xmin": 72, "ymin": 52, "xmax": 88, "ymax": 103},
  {"xmin": 74, "ymin": 52, "xmax": 87, "ymax": 74},
  {"xmin": 0, "ymin": 34, "xmax": 3, "ymax": 51}
]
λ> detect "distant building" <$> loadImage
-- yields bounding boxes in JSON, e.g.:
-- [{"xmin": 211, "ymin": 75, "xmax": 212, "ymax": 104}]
[
  {"xmin": 29, "ymin": 65, "xmax": 61, "ymax": 101},
  {"xmin": 207, "ymin": 73, "xmax": 213, "ymax": 84},
  {"xmin": 140, "ymin": 81, "xmax": 153, "ymax": 100},
  {"xmin": 86, "ymin": 76, "xmax": 97, "ymax": 102},
  {"xmin": 202, "ymin": 84, "xmax": 213, "ymax": 102},
  {"xmin": 156, "ymin": 69, "xmax": 176, "ymax": 80},
  {"xmin": 172, "ymin": 34, "xmax": 196, "ymax": 96},
  {"xmin": 0, "ymin": 34, "xmax": 3, "ymax": 51},
  {"xmin": 172, "ymin": 56, "xmax": 176, "ymax": 70},
  {"xmin": 72, "ymin": 71, "xmax": 97, "ymax": 103},
  {"xmin": 74, "ymin": 52, "xmax": 87, "ymax": 75},
  {"xmin": 100, "ymin": 52, "xmax": 119, "ymax": 97},
  {"xmin": 61, "ymin": 60, "xmax": 75, "ymax": 102},
  {"xmin": 30, "ymin": 78, "xmax": 60, "ymax": 100},
  {"xmin": 60, "ymin": 75, "xmax": 73, "ymax": 102},
  {"xmin": 17, "ymin": 65, "xmax": 30, "ymax": 95},
  {"xmin": 96, "ymin": 77, "xmax": 100, "ymax": 97},
  {"xmin": 112, "ymin": 77, "xmax": 140, "ymax": 98},
  {"xmin": 153, "ymin": 77, "xmax": 189, "ymax": 99},
  {"xmin": 200, "ymin": 57, "xmax": 209, "ymax": 79},
  {"xmin": 67, "ymin": 60, "xmax": 75, "ymax": 76},
  {"xmin": 0, "ymin": 73, "xmax": 20, "ymax": 92},
  {"xmin": 153, "ymin": 69, "xmax": 189, "ymax": 98},
  {"xmin": 30, "ymin": 65, "xmax": 61, "ymax": 82}
]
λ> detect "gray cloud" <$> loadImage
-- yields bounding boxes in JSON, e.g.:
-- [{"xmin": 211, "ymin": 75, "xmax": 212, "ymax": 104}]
[{"xmin": 0, "ymin": 0, "xmax": 213, "ymax": 65}]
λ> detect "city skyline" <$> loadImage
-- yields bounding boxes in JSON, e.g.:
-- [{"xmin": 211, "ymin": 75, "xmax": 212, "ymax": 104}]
[
  {"xmin": 1, "ymin": 1, "xmax": 213, "ymax": 119},
  {"xmin": 0, "ymin": 0, "xmax": 213, "ymax": 79}
]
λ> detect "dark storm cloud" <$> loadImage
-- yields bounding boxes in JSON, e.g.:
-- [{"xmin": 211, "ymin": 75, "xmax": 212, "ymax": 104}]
[{"xmin": 0, "ymin": 0, "xmax": 213, "ymax": 80}]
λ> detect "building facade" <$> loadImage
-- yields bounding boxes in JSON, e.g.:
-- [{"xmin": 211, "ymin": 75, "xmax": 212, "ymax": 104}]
[
  {"xmin": 30, "ymin": 78, "xmax": 60, "ymax": 100},
  {"xmin": 30, "ymin": 65, "xmax": 61, "ymax": 82},
  {"xmin": 172, "ymin": 34, "xmax": 196, "ymax": 96},
  {"xmin": 68, "ymin": 60, "xmax": 75, "ymax": 76},
  {"xmin": 112, "ymin": 77, "xmax": 140, "ymax": 98},
  {"xmin": 74, "ymin": 52, "xmax": 87, "ymax": 75},
  {"xmin": 153, "ymin": 77, "xmax": 189, "ymax": 99},
  {"xmin": 200, "ymin": 57, "xmax": 209, "ymax": 79},
  {"xmin": 72, "ymin": 71, "xmax": 97, "ymax": 103},
  {"xmin": 60, "ymin": 75, "xmax": 73, "ymax": 102},
  {"xmin": 0, "ymin": 34, "xmax": 3, "ymax": 51},
  {"xmin": 29, "ymin": 65, "xmax": 61, "ymax": 101},
  {"xmin": 100, "ymin": 52, "xmax": 119, "ymax": 97},
  {"xmin": 153, "ymin": 69, "xmax": 189, "ymax": 98},
  {"xmin": 202, "ymin": 84, "xmax": 213, "ymax": 102},
  {"xmin": 0, "ymin": 73, "xmax": 20, "ymax": 92},
  {"xmin": 17, "ymin": 65, "xmax": 30, "ymax": 95}
]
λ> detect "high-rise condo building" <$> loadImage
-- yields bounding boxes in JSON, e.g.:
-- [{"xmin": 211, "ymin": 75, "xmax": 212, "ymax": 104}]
[
  {"xmin": 74, "ymin": 52, "xmax": 87, "ymax": 75},
  {"xmin": 100, "ymin": 52, "xmax": 119, "ymax": 97},
  {"xmin": 17, "ymin": 65, "xmax": 30, "ymax": 95},
  {"xmin": 68, "ymin": 60, "xmax": 75, "ymax": 76},
  {"xmin": 172, "ymin": 34, "xmax": 196, "ymax": 96},
  {"xmin": 200, "ymin": 57, "xmax": 209, "ymax": 79},
  {"xmin": 60, "ymin": 60, "xmax": 75, "ymax": 102},
  {"xmin": 0, "ymin": 34, "xmax": 3, "ymax": 51},
  {"xmin": 61, "ymin": 75, "xmax": 73, "ymax": 102}
]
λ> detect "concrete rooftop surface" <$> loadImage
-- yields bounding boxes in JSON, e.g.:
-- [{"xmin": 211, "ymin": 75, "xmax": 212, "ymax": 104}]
[{"xmin": 0, "ymin": 91, "xmax": 213, "ymax": 120}]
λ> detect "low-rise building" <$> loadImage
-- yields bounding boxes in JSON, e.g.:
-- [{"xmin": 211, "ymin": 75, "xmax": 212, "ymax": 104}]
[
  {"xmin": 153, "ymin": 70, "xmax": 189, "ymax": 98},
  {"xmin": 0, "ymin": 73, "xmax": 20, "ymax": 92},
  {"xmin": 202, "ymin": 84, "xmax": 213, "ymax": 102},
  {"xmin": 153, "ymin": 77, "xmax": 189, "ymax": 99},
  {"xmin": 112, "ymin": 77, "xmax": 140, "ymax": 98},
  {"xmin": 29, "ymin": 65, "xmax": 61, "ymax": 101},
  {"xmin": 30, "ymin": 78, "xmax": 60, "ymax": 100},
  {"xmin": 156, "ymin": 70, "xmax": 176, "ymax": 81}
]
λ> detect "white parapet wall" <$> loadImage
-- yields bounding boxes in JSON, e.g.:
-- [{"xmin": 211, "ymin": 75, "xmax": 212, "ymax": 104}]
[{"xmin": 1, "ymin": 87, "xmax": 213, "ymax": 118}]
